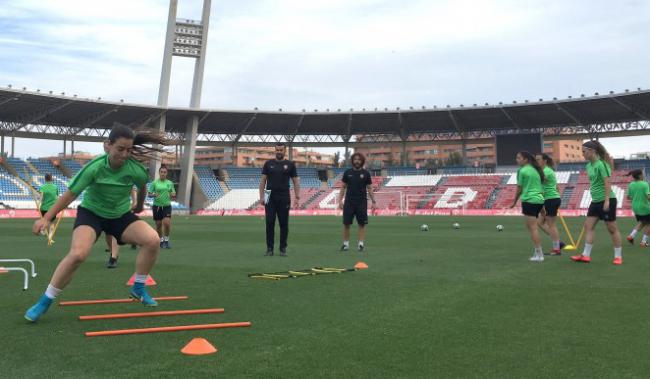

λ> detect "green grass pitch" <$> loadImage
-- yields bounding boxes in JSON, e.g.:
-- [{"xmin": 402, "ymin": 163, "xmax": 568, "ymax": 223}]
[{"xmin": 1, "ymin": 215, "xmax": 649, "ymax": 378}]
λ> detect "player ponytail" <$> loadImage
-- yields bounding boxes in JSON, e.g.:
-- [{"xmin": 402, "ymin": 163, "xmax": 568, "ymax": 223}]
[
  {"xmin": 518, "ymin": 151, "xmax": 545, "ymax": 183},
  {"xmin": 583, "ymin": 140, "xmax": 614, "ymax": 169},
  {"xmin": 108, "ymin": 123, "xmax": 171, "ymax": 161},
  {"xmin": 627, "ymin": 169, "xmax": 643, "ymax": 181},
  {"xmin": 540, "ymin": 153, "xmax": 555, "ymax": 170}
]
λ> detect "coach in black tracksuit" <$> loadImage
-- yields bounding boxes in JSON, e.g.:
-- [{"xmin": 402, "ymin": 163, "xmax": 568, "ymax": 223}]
[{"xmin": 259, "ymin": 143, "xmax": 300, "ymax": 257}]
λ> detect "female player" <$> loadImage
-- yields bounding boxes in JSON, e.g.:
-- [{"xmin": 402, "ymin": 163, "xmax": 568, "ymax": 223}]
[
  {"xmin": 626, "ymin": 169, "xmax": 650, "ymax": 247},
  {"xmin": 149, "ymin": 165, "xmax": 176, "ymax": 249},
  {"xmin": 510, "ymin": 151, "xmax": 545, "ymax": 262},
  {"xmin": 571, "ymin": 140, "xmax": 623, "ymax": 265},
  {"xmin": 25, "ymin": 123, "xmax": 168, "ymax": 322},
  {"xmin": 38, "ymin": 173, "xmax": 59, "ymax": 237},
  {"xmin": 535, "ymin": 153, "xmax": 564, "ymax": 255}
]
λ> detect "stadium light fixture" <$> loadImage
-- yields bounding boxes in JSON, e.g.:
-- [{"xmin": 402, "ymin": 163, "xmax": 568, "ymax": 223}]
[
  {"xmin": 568, "ymin": 96, "xmax": 572, "ymax": 99},
  {"xmin": 484, "ymin": 103, "xmax": 489, "ymax": 106},
  {"xmin": 97, "ymin": 97, "xmax": 101, "ymax": 100},
  {"xmin": 473, "ymin": 104, "xmax": 477, "ymax": 107},
  {"xmin": 7, "ymin": 84, "xmax": 11, "ymax": 88},
  {"xmin": 524, "ymin": 100, "xmax": 529, "ymax": 103},
  {"xmin": 637, "ymin": 87, "xmax": 642, "ymax": 91},
  {"xmin": 538, "ymin": 98, "xmax": 543, "ymax": 102},
  {"xmin": 446, "ymin": 105, "xmax": 450, "ymax": 108},
  {"xmin": 120, "ymin": 99, "xmax": 123, "ymax": 102},
  {"xmin": 349, "ymin": 108, "xmax": 354, "ymax": 112},
  {"xmin": 49, "ymin": 91, "xmax": 52, "ymax": 94},
  {"xmin": 552, "ymin": 97, "xmax": 557, "ymax": 100},
  {"xmin": 73, "ymin": 94, "xmax": 77, "ymax": 98},
  {"xmin": 362, "ymin": 108, "xmax": 365, "ymax": 111},
  {"xmin": 625, "ymin": 89, "xmax": 629, "ymax": 92},
  {"xmin": 278, "ymin": 108, "xmax": 282, "ymax": 111},
  {"xmin": 581, "ymin": 94, "xmax": 585, "ymax": 97},
  {"xmin": 302, "ymin": 109, "xmax": 306, "ymax": 112},
  {"xmin": 22, "ymin": 87, "xmax": 26, "ymax": 91},
  {"xmin": 422, "ymin": 106, "xmax": 426, "ymax": 110},
  {"xmin": 594, "ymin": 92, "xmax": 599, "ymax": 96},
  {"xmin": 254, "ymin": 107, "xmax": 258, "ymax": 110},
  {"xmin": 512, "ymin": 101, "xmax": 517, "ymax": 104},
  {"xmin": 337, "ymin": 109, "xmax": 341, "ymax": 112},
  {"xmin": 61, "ymin": 92, "xmax": 65, "ymax": 96},
  {"xmin": 36, "ymin": 89, "xmax": 40, "ymax": 92}
]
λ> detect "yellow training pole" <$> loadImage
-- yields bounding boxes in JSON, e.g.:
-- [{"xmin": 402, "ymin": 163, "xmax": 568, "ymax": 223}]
[
  {"xmin": 574, "ymin": 227, "xmax": 585, "ymax": 249},
  {"xmin": 558, "ymin": 214, "xmax": 577, "ymax": 246},
  {"xmin": 47, "ymin": 212, "xmax": 63, "ymax": 246}
]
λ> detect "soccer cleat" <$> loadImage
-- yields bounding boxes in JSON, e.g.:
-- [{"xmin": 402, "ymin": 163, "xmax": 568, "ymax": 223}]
[
  {"xmin": 570, "ymin": 254, "xmax": 591, "ymax": 263},
  {"xmin": 340, "ymin": 244, "xmax": 349, "ymax": 252},
  {"xmin": 641, "ymin": 242, "xmax": 648, "ymax": 248},
  {"xmin": 358, "ymin": 244, "xmax": 365, "ymax": 252},
  {"xmin": 529, "ymin": 255, "xmax": 544, "ymax": 262},
  {"xmin": 549, "ymin": 250, "xmax": 562, "ymax": 256},
  {"xmin": 612, "ymin": 257, "xmax": 623, "ymax": 265},
  {"xmin": 129, "ymin": 287, "xmax": 158, "ymax": 307},
  {"xmin": 626, "ymin": 235, "xmax": 634, "ymax": 245},
  {"xmin": 164, "ymin": 240, "xmax": 171, "ymax": 249},
  {"xmin": 24, "ymin": 295, "xmax": 53, "ymax": 322},
  {"xmin": 159, "ymin": 241, "xmax": 164, "ymax": 248},
  {"xmin": 559, "ymin": 241, "xmax": 566, "ymax": 250},
  {"xmin": 106, "ymin": 257, "xmax": 118, "ymax": 269},
  {"xmin": 279, "ymin": 248, "xmax": 287, "ymax": 257},
  {"xmin": 264, "ymin": 249, "xmax": 274, "ymax": 256}
]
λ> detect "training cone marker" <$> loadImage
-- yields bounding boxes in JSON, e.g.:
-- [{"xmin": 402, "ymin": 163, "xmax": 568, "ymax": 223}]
[
  {"xmin": 354, "ymin": 262, "xmax": 369, "ymax": 270},
  {"xmin": 0, "ymin": 267, "xmax": 7, "ymax": 274},
  {"xmin": 564, "ymin": 245, "xmax": 577, "ymax": 251},
  {"xmin": 125, "ymin": 274, "xmax": 157, "ymax": 286},
  {"xmin": 181, "ymin": 338, "xmax": 218, "ymax": 356}
]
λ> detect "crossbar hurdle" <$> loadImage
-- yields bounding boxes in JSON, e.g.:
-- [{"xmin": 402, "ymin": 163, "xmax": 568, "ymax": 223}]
[
  {"xmin": 0, "ymin": 267, "xmax": 30, "ymax": 290},
  {"xmin": 85, "ymin": 321, "xmax": 252, "ymax": 337},
  {"xmin": 0, "ymin": 259, "xmax": 37, "ymax": 278},
  {"xmin": 59, "ymin": 296, "xmax": 188, "ymax": 306},
  {"xmin": 79, "ymin": 308, "xmax": 224, "ymax": 321}
]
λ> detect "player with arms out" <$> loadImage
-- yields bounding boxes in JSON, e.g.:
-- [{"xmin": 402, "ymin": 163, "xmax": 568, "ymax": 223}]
[
  {"xmin": 625, "ymin": 169, "xmax": 650, "ymax": 247},
  {"xmin": 24, "ymin": 123, "xmax": 169, "ymax": 322},
  {"xmin": 510, "ymin": 151, "xmax": 545, "ymax": 262},
  {"xmin": 338, "ymin": 153, "xmax": 376, "ymax": 252},
  {"xmin": 149, "ymin": 165, "xmax": 176, "ymax": 249},
  {"xmin": 259, "ymin": 143, "xmax": 300, "ymax": 257},
  {"xmin": 571, "ymin": 140, "xmax": 623, "ymax": 265}
]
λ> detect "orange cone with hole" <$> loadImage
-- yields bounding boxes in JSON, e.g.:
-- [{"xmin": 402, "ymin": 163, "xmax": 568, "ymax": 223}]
[
  {"xmin": 354, "ymin": 262, "xmax": 368, "ymax": 270},
  {"xmin": 125, "ymin": 274, "xmax": 157, "ymax": 286},
  {"xmin": 181, "ymin": 338, "xmax": 218, "ymax": 355}
]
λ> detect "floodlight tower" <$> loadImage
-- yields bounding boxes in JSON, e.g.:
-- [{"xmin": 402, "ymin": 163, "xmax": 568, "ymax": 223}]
[{"xmin": 154, "ymin": 0, "xmax": 211, "ymax": 208}]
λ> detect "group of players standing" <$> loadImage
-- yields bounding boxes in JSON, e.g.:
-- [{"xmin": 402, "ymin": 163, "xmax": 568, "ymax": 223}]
[
  {"xmin": 21, "ymin": 125, "xmax": 650, "ymax": 323},
  {"xmin": 512, "ymin": 140, "xmax": 650, "ymax": 264}
]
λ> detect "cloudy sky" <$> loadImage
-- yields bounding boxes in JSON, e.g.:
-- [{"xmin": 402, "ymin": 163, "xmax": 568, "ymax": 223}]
[{"xmin": 0, "ymin": 0, "xmax": 649, "ymax": 158}]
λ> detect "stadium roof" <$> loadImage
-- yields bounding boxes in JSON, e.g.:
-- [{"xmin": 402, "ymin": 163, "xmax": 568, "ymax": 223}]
[{"xmin": 0, "ymin": 86, "xmax": 649, "ymax": 146}]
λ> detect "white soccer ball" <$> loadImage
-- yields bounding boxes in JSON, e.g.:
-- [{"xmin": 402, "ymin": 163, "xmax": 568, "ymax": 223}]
[
  {"xmin": 420, "ymin": 224, "xmax": 429, "ymax": 231},
  {"xmin": 453, "ymin": 222, "xmax": 460, "ymax": 229},
  {"xmin": 496, "ymin": 224, "xmax": 504, "ymax": 232}
]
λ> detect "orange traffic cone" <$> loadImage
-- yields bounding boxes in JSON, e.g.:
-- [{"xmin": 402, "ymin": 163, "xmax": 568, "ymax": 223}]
[
  {"xmin": 125, "ymin": 274, "xmax": 157, "ymax": 286},
  {"xmin": 181, "ymin": 338, "xmax": 218, "ymax": 355},
  {"xmin": 354, "ymin": 262, "xmax": 369, "ymax": 270},
  {"xmin": 0, "ymin": 267, "xmax": 7, "ymax": 274}
]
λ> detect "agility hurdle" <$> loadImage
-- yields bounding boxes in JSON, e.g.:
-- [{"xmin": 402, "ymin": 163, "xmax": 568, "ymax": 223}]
[
  {"xmin": 0, "ymin": 259, "xmax": 37, "ymax": 278},
  {"xmin": 0, "ymin": 267, "xmax": 30, "ymax": 290},
  {"xmin": 85, "ymin": 321, "xmax": 252, "ymax": 337},
  {"xmin": 59, "ymin": 296, "xmax": 188, "ymax": 306},
  {"xmin": 79, "ymin": 308, "xmax": 224, "ymax": 321}
]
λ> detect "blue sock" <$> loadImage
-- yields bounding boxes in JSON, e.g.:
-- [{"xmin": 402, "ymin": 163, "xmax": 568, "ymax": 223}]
[{"xmin": 132, "ymin": 282, "xmax": 145, "ymax": 293}]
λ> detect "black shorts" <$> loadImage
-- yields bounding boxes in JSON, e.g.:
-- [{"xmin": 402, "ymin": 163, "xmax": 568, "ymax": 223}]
[
  {"xmin": 587, "ymin": 198, "xmax": 617, "ymax": 222},
  {"xmin": 74, "ymin": 206, "xmax": 140, "ymax": 245},
  {"xmin": 522, "ymin": 202, "xmax": 544, "ymax": 218},
  {"xmin": 152, "ymin": 205, "xmax": 172, "ymax": 221},
  {"xmin": 635, "ymin": 214, "xmax": 650, "ymax": 223},
  {"xmin": 543, "ymin": 198, "xmax": 562, "ymax": 217},
  {"xmin": 343, "ymin": 201, "xmax": 368, "ymax": 226},
  {"xmin": 40, "ymin": 210, "xmax": 56, "ymax": 222}
]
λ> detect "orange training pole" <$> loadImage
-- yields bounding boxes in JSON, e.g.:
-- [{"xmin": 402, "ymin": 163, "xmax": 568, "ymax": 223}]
[
  {"xmin": 79, "ymin": 308, "xmax": 224, "ymax": 321},
  {"xmin": 85, "ymin": 321, "xmax": 252, "ymax": 337},
  {"xmin": 59, "ymin": 296, "xmax": 188, "ymax": 306}
]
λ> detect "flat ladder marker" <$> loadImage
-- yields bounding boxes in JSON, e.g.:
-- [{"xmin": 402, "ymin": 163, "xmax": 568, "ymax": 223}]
[
  {"xmin": 59, "ymin": 296, "xmax": 188, "ymax": 306},
  {"xmin": 79, "ymin": 308, "xmax": 224, "ymax": 321},
  {"xmin": 85, "ymin": 321, "xmax": 252, "ymax": 337}
]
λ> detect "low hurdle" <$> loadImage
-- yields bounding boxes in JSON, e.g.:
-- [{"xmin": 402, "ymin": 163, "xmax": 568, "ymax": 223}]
[
  {"xmin": 0, "ymin": 259, "xmax": 37, "ymax": 278},
  {"xmin": 59, "ymin": 296, "xmax": 189, "ymax": 306},
  {"xmin": 85, "ymin": 321, "xmax": 252, "ymax": 337},
  {"xmin": 0, "ymin": 259, "xmax": 37, "ymax": 290},
  {"xmin": 0, "ymin": 267, "xmax": 30, "ymax": 290},
  {"xmin": 79, "ymin": 308, "xmax": 224, "ymax": 321}
]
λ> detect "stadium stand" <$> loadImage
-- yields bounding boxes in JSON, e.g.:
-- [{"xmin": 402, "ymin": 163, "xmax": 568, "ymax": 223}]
[{"xmin": 195, "ymin": 166, "xmax": 225, "ymax": 200}]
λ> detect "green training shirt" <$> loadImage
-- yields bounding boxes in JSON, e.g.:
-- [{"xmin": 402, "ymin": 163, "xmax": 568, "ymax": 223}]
[
  {"xmin": 68, "ymin": 154, "xmax": 148, "ymax": 219},
  {"xmin": 39, "ymin": 182, "xmax": 59, "ymax": 212},
  {"xmin": 517, "ymin": 164, "xmax": 544, "ymax": 204},
  {"xmin": 542, "ymin": 166, "xmax": 561, "ymax": 200},
  {"xmin": 150, "ymin": 179, "xmax": 175, "ymax": 207},
  {"xmin": 627, "ymin": 180, "xmax": 650, "ymax": 216},
  {"xmin": 586, "ymin": 160, "xmax": 615, "ymax": 202}
]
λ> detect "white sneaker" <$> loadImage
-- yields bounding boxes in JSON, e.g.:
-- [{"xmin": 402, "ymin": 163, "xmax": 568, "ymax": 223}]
[{"xmin": 529, "ymin": 254, "xmax": 544, "ymax": 262}]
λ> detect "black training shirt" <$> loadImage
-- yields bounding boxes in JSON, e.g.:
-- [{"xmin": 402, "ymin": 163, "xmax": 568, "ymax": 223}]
[
  {"xmin": 262, "ymin": 159, "xmax": 297, "ymax": 194},
  {"xmin": 342, "ymin": 168, "xmax": 372, "ymax": 203}
]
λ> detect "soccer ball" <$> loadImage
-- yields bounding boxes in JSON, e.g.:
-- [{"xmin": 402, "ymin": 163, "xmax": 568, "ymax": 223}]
[
  {"xmin": 420, "ymin": 224, "xmax": 429, "ymax": 231},
  {"xmin": 496, "ymin": 224, "xmax": 504, "ymax": 232},
  {"xmin": 453, "ymin": 223, "xmax": 460, "ymax": 229}
]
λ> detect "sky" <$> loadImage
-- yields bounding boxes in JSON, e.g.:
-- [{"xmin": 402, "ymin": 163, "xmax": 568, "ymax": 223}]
[{"xmin": 0, "ymin": 0, "xmax": 649, "ymax": 159}]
